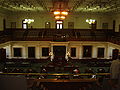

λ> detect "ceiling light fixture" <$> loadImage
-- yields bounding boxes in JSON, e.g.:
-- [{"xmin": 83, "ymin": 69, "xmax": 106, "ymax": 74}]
[
  {"xmin": 53, "ymin": 10, "xmax": 68, "ymax": 20},
  {"xmin": 61, "ymin": 11, "xmax": 68, "ymax": 15},
  {"xmin": 54, "ymin": 11, "xmax": 60, "ymax": 15}
]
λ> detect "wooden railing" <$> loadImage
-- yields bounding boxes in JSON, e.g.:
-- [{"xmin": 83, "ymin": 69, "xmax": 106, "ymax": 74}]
[
  {"xmin": 0, "ymin": 72, "xmax": 112, "ymax": 90},
  {"xmin": 0, "ymin": 72, "xmax": 110, "ymax": 76},
  {"xmin": 0, "ymin": 28, "xmax": 120, "ymax": 45}
]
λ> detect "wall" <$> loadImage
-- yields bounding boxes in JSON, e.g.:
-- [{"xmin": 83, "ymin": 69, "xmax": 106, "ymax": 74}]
[
  {"xmin": 6, "ymin": 12, "xmax": 55, "ymax": 29},
  {"xmin": 0, "ymin": 13, "xmax": 7, "ymax": 31},
  {"xmin": 112, "ymin": 13, "xmax": 120, "ymax": 32},
  {"xmin": 5, "ymin": 11, "xmax": 114, "ymax": 30},
  {"xmin": 1, "ymin": 41, "xmax": 120, "ymax": 59},
  {"xmin": 0, "ymin": 11, "xmax": 119, "ymax": 31}
]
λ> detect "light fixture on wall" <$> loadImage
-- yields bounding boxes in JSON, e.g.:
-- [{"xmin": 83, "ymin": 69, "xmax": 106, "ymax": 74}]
[
  {"xmin": 23, "ymin": 19, "xmax": 34, "ymax": 24},
  {"xmin": 53, "ymin": 10, "xmax": 68, "ymax": 20},
  {"xmin": 86, "ymin": 19, "xmax": 96, "ymax": 24},
  {"xmin": 85, "ymin": 10, "xmax": 96, "ymax": 25}
]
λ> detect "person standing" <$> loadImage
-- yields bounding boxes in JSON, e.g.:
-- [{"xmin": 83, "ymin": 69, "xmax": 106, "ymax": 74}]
[{"xmin": 110, "ymin": 54, "xmax": 120, "ymax": 90}]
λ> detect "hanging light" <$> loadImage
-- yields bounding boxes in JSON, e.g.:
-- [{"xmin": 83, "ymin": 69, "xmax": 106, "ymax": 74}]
[
  {"xmin": 86, "ymin": 19, "xmax": 96, "ymax": 24},
  {"xmin": 55, "ymin": 16, "xmax": 60, "ymax": 20},
  {"xmin": 60, "ymin": 16, "xmax": 65, "ymax": 20},
  {"xmin": 54, "ymin": 11, "xmax": 60, "ymax": 15},
  {"xmin": 55, "ymin": 16, "xmax": 66, "ymax": 20},
  {"xmin": 61, "ymin": 11, "xmax": 68, "ymax": 15},
  {"xmin": 53, "ymin": 10, "xmax": 68, "ymax": 20}
]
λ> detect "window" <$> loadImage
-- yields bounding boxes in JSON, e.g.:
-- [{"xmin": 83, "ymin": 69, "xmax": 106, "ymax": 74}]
[
  {"xmin": 97, "ymin": 48, "xmax": 105, "ymax": 58},
  {"xmin": 45, "ymin": 22, "xmax": 51, "ymax": 28},
  {"xmin": 71, "ymin": 48, "xmax": 76, "ymax": 57},
  {"xmin": 83, "ymin": 46, "xmax": 92, "ymax": 58},
  {"xmin": 28, "ymin": 47, "xmax": 35, "ymax": 58},
  {"xmin": 56, "ymin": 20, "xmax": 63, "ymax": 29},
  {"xmin": 22, "ymin": 20, "xmax": 28, "ymax": 29},
  {"xmin": 13, "ymin": 48, "xmax": 22, "ymax": 57},
  {"xmin": 42, "ymin": 48, "xmax": 49, "ymax": 57},
  {"xmin": 68, "ymin": 22, "xmax": 74, "ymax": 29},
  {"xmin": 22, "ymin": 23, "xmax": 28, "ymax": 29}
]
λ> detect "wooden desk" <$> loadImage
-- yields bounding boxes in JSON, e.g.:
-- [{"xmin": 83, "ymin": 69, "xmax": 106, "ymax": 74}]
[
  {"xmin": 29, "ymin": 79, "xmax": 97, "ymax": 90},
  {"xmin": 33, "ymin": 78, "xmax": 97, "ymax": 82}
]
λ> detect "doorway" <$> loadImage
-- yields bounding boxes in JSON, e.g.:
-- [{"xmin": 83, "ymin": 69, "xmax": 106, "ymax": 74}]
[{"xmin": 53, "ymin": 46, "xmax": 66, "ymax": 57}]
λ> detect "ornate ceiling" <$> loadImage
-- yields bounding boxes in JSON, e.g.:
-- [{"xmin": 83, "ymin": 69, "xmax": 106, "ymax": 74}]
[{"xmin": 0, "ymin": 0, "xmax": 120, "ymax": 13}]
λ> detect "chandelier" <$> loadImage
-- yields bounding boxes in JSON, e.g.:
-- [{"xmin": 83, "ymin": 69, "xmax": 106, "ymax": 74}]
[
  {"xmin": 53, "ymin": 10, "xmax": 68, "ymax": 20},
  {"xmin": 86, "ymin": 19, "xmax": 96, "ymax": 24},
  {"xmin": 23, "ymin": 19, "xmax": 34, "ymax": 24}
]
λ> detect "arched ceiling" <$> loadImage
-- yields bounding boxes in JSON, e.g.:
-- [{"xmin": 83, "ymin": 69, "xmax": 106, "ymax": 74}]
[{"xmin": 0, "ymin": 0, "xmax": 120, "ymax": 13}]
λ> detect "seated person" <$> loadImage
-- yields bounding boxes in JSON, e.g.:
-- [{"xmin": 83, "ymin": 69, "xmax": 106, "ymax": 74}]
[
  {"xmin": 12, "ymin": 68, "xmax": 23, "ymax": 73},
  {"xmin": 97, "ymin": 68, "xmax": 105, "ymax": 73},
  {"xmin": 40, "ymin": 68, "xmax": 47, "ymax": 73},
  {"xmin": 40, "ymin": 68, "xmax": 47, "ymax": 79},
  {"xmin": 85, "ymin": 68, "xmax": 94, "ymax": 78},
  {"xmin": 2, "ymin": 67, "xmax": 9, "ymax": 73},
  {"xmin": 26, "ymin": 68, "xmax": 36, "ymax": 73},
  {"xmin": 26, "ymin": 68, "xmax": 36, "ymax": 79},
  {"xmin": 72, "ymin": 68, "xmax": 81, "ymax": 79}
]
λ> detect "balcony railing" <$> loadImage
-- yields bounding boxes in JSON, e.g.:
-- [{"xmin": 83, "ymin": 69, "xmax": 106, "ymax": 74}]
[{"xmin": 0, "ymin": 28, "xmax": 119, "ymax": 45}]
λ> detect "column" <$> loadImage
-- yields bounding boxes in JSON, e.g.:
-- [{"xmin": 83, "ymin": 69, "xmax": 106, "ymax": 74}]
[
  {"xmin": 8, "ymin": 44, "xmax": 13, "ymax": 59},
  {"xmin": 92, "ymin": 45, "xmax": 97, "ymax": 58},
  {"xmin": 105, "ymin": 44, "xmax": 109, "ymax": 59},
  {"xmin": 76, "ymin": 46, "xmax": 79, "ymax": 59},
  {"xmin": 36, "ymin": 45, "xmax": 40, "ymax": 59},
  {"xmin": 39, "ymin": 46, "xmax": 42, "ymax": 58},
  {"xmin": 50, "ymin": 45, "xmax": 54, "ymax": 60},
  {"xmin": 79, "ymin": 45, "xmax": 82, "ymax": 59},
  {"xmin": 23, "ymin": 45, "xmax": 28, "ymax": 59}
]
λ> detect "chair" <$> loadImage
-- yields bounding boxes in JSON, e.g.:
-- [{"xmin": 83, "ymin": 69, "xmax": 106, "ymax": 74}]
[{"xmin": 0, "ymin": 76, "xmax": 27, "ymax": 90}]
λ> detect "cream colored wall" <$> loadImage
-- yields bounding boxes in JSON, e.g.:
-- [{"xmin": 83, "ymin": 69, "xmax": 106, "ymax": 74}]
[
  {"xmin": 0, "ymin": 11, "xmax": 120, "ymax": 31},
  {"xmin": 0, "ymin": 13, "xmax": 7, "ymax": 31},
  {"xmin": 112, "ymin": 13, "xmax": 120, "ymax": 32},
  {"xmin": 67, "ymin": 13, "xmax": 113, "ymax": 29},
  {"xmin": 5, "ymin": 12, "xmax": 114, "ymax": 29},
  {"xmin": 6, "ymin": 12, "xmax": 56, "ymax": 28}
]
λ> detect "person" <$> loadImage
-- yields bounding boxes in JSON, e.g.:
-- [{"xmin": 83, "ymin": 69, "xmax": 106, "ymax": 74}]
[
  {"xmin": 49, "ymin": 51, "xmax": 54, "ymax": 61},
  {"xmin": 110, "ymin": 54, "xmax": 120, "ymax": 90},
  {"xmin": 65, "ymin": 51, "xmax": 70, "ymax": 61},
  {"xmin": 72, "ymin": 68, "xmax": 81, "ymax": 79}
]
